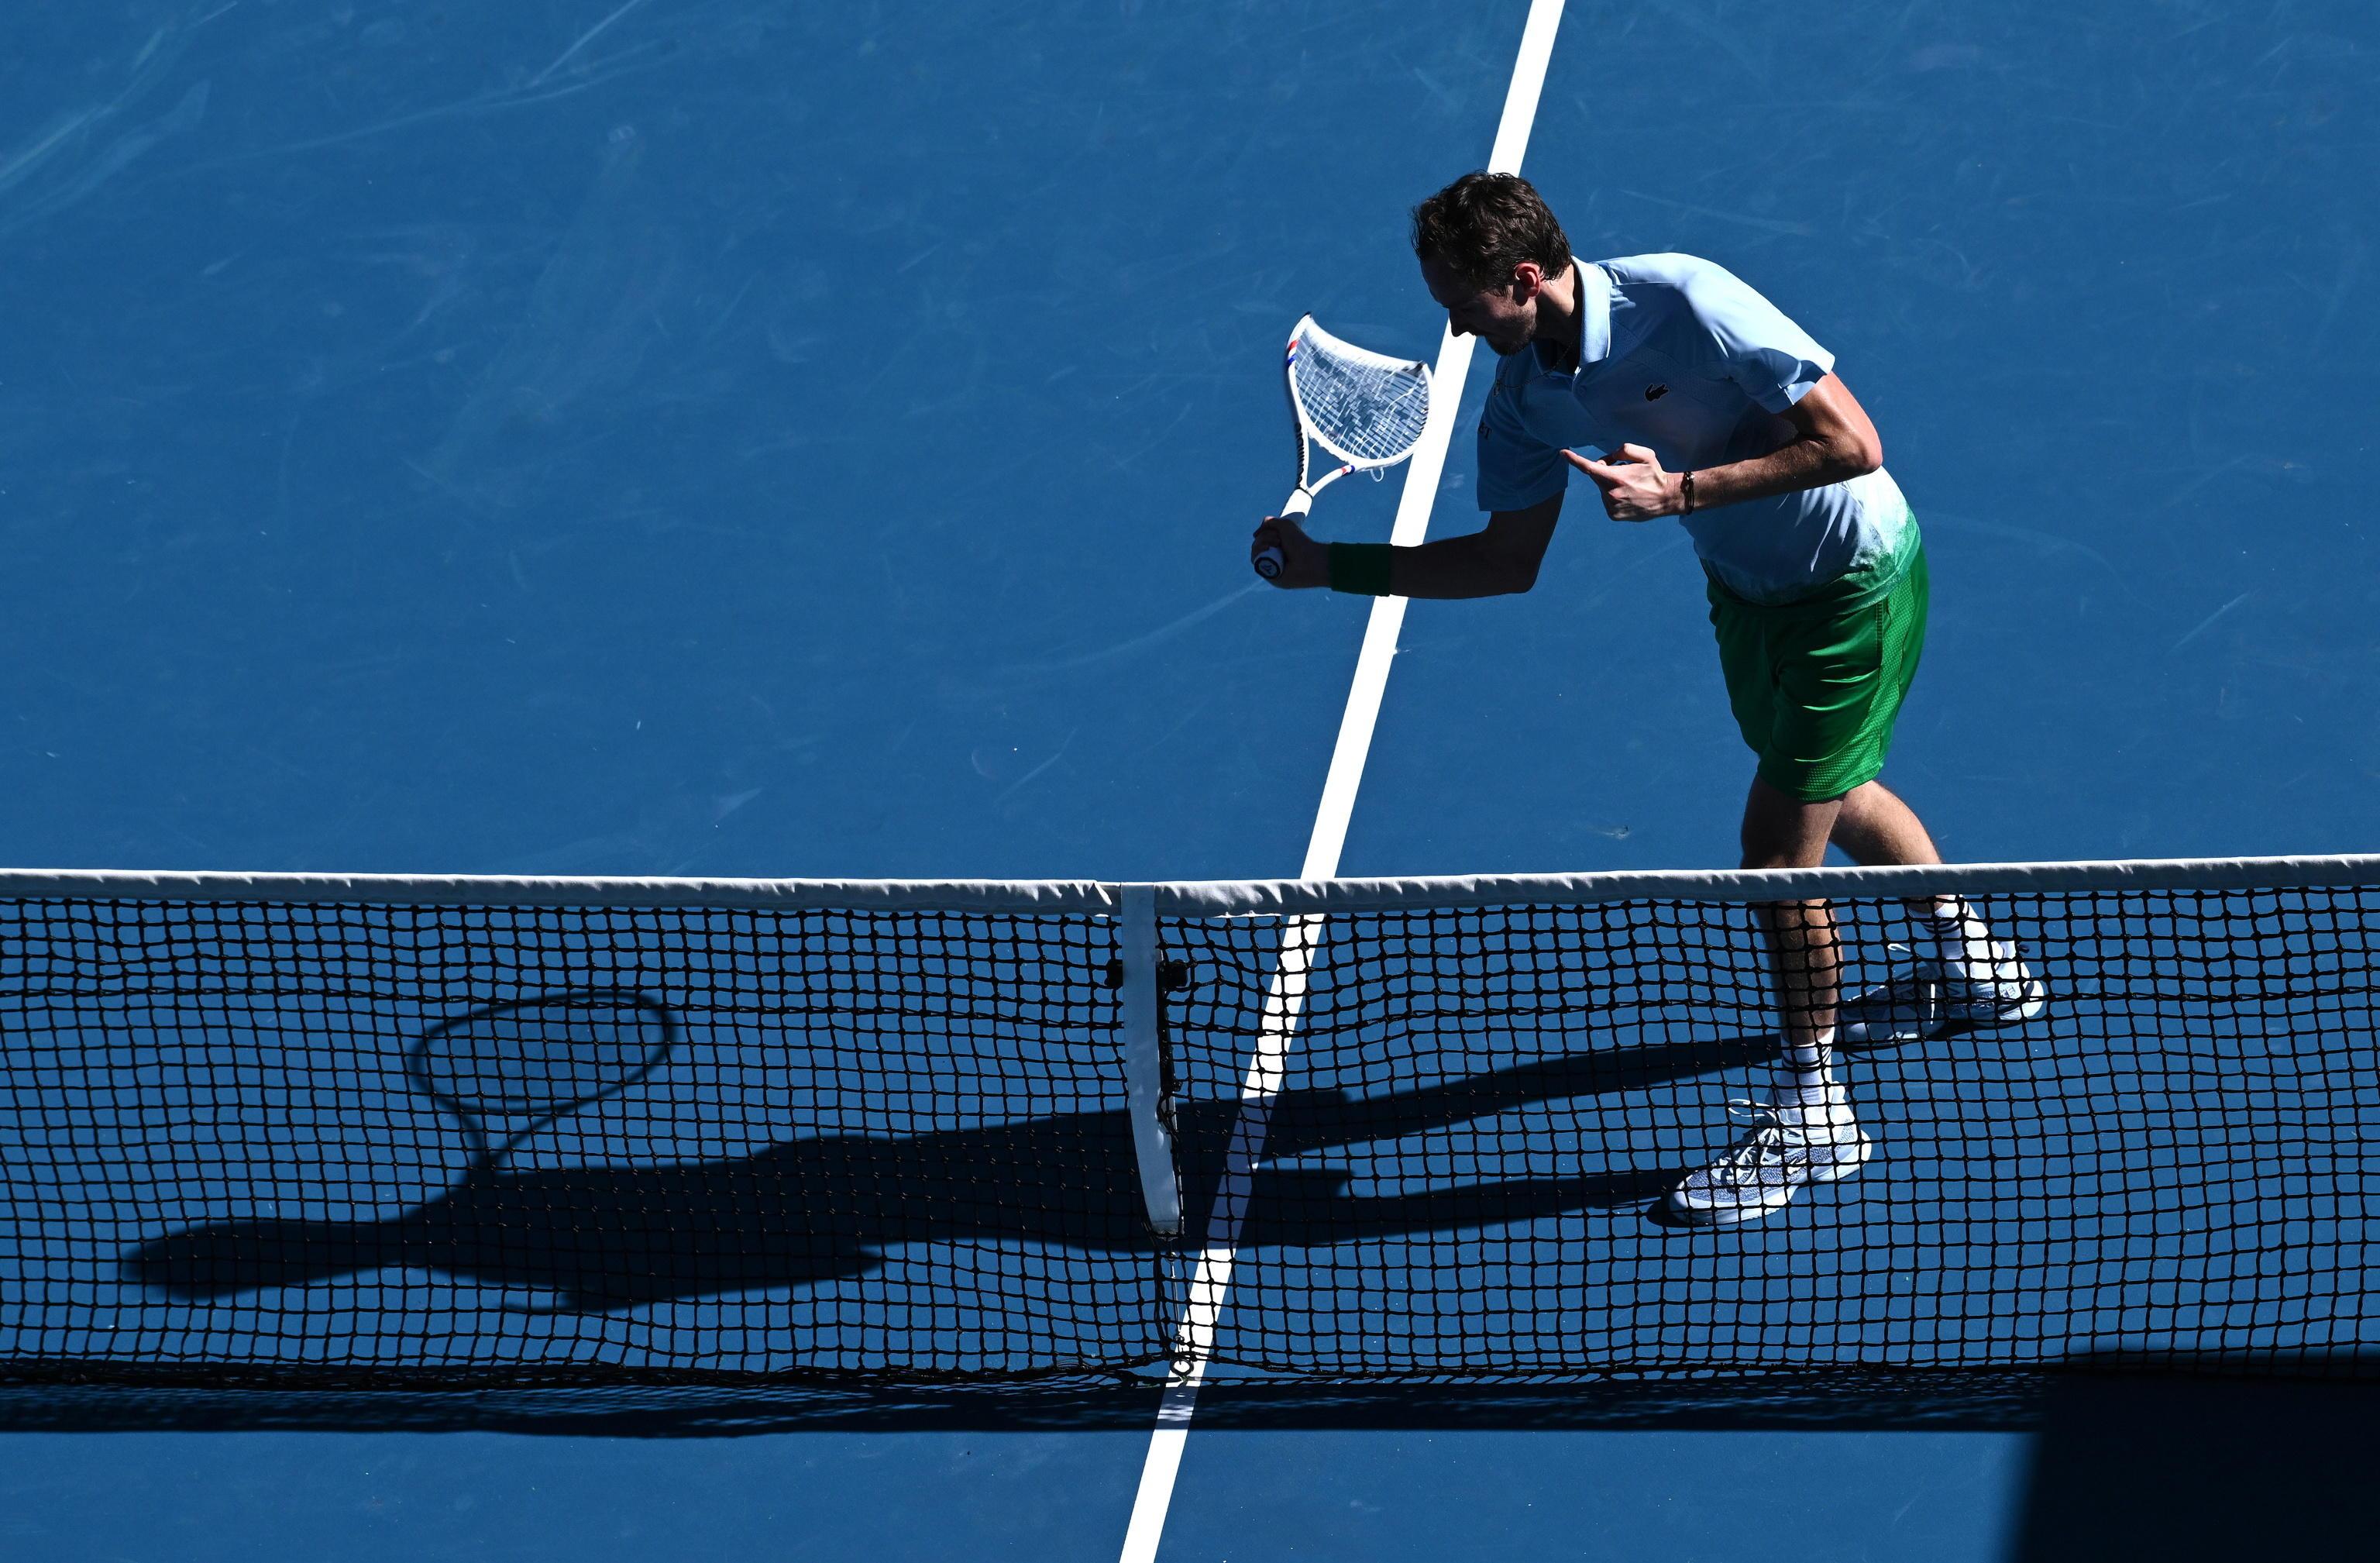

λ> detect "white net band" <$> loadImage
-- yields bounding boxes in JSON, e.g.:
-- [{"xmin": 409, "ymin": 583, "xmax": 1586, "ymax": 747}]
[{"xmin": 5, "ymin": 853, "xmax": 2378, "ymax": 913}]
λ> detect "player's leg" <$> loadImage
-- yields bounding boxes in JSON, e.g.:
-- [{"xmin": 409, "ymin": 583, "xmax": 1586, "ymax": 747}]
[
  {"xmin": 1668, "ymin": 778, "xmax": 1872, "ymax": 1226},
  {"xmin": 1701, "ymin": 577, "xmax": 1848, "ymax": 1074},
  {"xmin": 1829, "ymin": 778, "xmax": 1941, "ymax": 868},
  {"xmin": 1752, "ymin": 783, "xmax": 1871, "ymax": 1141},
  {"xmin": 1833, "ymin": 783, "xmax": 2046, "ymax": 1044},
  {"xmin": 1832, "ymin": 780, "xmax": 1979, "ymax": 995},
  {"xmin": 1669, "ymin": 578, "xmax": 1880, "ymax": 1226},
  {"xmin": 1740, "ymin": 774, "xmax": 1840, "ymax": 1057},
  {"xmin": 1816, "ymin": 549, "xmax": 2044, "ymax": 1045}
]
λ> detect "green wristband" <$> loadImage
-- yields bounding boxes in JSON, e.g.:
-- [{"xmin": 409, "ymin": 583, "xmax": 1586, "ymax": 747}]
[{"xmin": 1327, "ymin": 542, "xmax": 1395, "ymax": 597}]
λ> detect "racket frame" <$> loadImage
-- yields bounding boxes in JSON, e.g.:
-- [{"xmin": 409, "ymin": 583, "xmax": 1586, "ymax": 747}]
[{"xmin": 1257, "ymin": 315, "xmax": 1433, "ymax": 577}]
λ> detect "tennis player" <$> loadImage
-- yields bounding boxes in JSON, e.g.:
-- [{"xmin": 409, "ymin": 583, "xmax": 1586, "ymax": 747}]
[{"xmin": 1251, "ymin": 172, "xmax": 2043, "ymax": 1224}]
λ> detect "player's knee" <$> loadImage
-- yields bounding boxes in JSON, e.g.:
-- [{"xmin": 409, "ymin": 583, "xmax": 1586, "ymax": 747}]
[{"xmin": 1738, "ymin": 816, "xmax": 1800, "ymax": 870}]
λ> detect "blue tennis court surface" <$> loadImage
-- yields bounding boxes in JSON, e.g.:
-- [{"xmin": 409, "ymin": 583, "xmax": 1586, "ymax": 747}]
[{"xmin": 4, "ymin": 2, "xmax": 2376, "ymax": 1558}]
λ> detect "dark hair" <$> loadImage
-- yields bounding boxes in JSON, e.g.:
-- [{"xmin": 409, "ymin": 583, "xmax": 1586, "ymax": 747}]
[{"xmin": 1410, "ymin": 172, "xmax": 1571, "ymax": 288}]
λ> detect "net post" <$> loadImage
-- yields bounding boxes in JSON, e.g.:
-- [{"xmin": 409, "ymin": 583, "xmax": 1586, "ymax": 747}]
[{"xmin": 1119, "ymin": 884, "xmax": 1182, "ymax": 1237}]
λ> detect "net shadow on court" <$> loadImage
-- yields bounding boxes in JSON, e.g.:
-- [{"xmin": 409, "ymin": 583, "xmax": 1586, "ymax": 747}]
[
  {"xmin": 18, "ymin": 1361, "xmax": 2378, "ymax": 1439},
  {"xmin": 2009, "ymin": 1364, "xmax": 2379, "ymax": 1559}
]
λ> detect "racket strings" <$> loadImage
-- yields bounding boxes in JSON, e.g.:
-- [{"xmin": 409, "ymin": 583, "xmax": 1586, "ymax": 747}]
[{"xmin": 1290, "ymin": 332, "xmax": 1432, "ymax": 466}]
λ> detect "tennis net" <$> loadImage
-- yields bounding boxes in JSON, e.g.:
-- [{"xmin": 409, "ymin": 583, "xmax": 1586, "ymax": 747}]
[{"xmin": 1, "ymin": 857, "xmax": 2375, "ymax": 1390}]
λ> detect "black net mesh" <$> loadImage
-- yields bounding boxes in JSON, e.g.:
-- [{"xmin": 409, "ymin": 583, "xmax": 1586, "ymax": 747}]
[
  {"xmin": 2, "ymin": 876, "xmax": 2375, "ymax": 1391},
  {"xmin": 1163, "ymin": 886, "xmax": 2380, "ymax": 1380},
  {"xmin": 0, "ymin": 897, "xmax": 1161, "ymax": 1387}
]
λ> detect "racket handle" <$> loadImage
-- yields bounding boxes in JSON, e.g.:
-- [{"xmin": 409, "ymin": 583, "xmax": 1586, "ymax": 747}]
[{"xmin": 1257, "ymin": 487, "xmax": 1311, "ymax": 579}]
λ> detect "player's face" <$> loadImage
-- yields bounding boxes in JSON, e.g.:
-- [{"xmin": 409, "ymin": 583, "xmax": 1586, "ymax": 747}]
[{"xmin": 1420, "ymin": 255, "xmax": 1538, "ymax": 356}]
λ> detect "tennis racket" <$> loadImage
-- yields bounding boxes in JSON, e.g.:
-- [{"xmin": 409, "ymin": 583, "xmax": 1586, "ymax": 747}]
[{"xmin": 1252, "ymin": 315, "xmax": 1435, "ymax": 579}]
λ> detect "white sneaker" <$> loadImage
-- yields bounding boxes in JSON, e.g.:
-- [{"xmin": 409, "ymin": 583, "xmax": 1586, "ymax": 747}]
[
  {"xmin": 1665, "ymin": 1090, "xmax": 1873, "ymax": 1227},
  {"xmin": 1839, "ymin": 949, "xmax": 2048, "ymax": 1048}
]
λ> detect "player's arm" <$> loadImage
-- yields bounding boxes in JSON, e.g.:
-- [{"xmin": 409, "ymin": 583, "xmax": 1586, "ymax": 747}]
[
  {"xmin": 1251, "ymin": 491, "xmax": 1562, "ymax": 597},
  {"xmin": 1563, "ymin": 374, "xmax": 1882, "ymax": 520}
]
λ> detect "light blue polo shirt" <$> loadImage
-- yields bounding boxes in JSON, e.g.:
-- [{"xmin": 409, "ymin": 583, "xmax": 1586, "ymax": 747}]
[{"xmin": 1475, "ymin": 253, "xmax": 1914, "ymax": 604}]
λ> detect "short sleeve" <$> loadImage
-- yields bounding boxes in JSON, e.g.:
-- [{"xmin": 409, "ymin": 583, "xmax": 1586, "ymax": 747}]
[
  {"xmin": 1474, "ymin": 374, "xmax": 1570, "ymax": 512},
  {"xmin": 1685, "ymin": 262, "xmax": 1838, "ymax": 414}
]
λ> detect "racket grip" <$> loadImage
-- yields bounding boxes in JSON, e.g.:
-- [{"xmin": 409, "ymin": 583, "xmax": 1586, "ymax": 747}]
[{"xmin": 1257, "ymin": 487, "xmax": 1309, "ymax": 579}]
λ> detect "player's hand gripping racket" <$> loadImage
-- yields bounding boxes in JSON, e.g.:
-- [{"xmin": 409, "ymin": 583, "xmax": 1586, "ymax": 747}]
[{"xmin": 1252, "ymin": 315, "xmax": 1435, "ymax": 580}]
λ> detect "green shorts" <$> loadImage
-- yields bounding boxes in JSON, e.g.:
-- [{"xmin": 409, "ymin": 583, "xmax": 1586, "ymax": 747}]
[{"xmin": 1705, "ymin": 530, "xmax": 1929, "ymax": 803}]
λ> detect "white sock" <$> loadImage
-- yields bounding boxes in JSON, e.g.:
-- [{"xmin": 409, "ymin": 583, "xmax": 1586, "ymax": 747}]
[
  {"xmin": 1923, "ymin": 897, "xmax": 2013, "ymax": 983},
  {"xmin": 1776, "ymin": 1031, "xmax": 1838, "ymax": 1109}
]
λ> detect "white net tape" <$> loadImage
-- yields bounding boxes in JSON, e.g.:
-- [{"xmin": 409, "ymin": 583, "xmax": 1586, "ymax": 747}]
[{"xmin": 1288, "ymin": 320, "xmax": 1433, "ymax": 468}]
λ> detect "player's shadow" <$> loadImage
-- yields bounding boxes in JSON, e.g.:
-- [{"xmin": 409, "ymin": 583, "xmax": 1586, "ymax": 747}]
[{"xmin": 123, "ymin": 1015, "xmax": 1775, "ymax": 1310}]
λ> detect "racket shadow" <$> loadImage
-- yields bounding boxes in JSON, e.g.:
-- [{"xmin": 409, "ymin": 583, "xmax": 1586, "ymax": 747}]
[{"xmin": 406, "ymin": 988, "xmax": 677, "ymax": 1175}]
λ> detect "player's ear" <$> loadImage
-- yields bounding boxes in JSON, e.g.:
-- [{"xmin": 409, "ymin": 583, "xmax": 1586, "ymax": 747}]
[{"xmin": 1510, "ymin": 260, "xmax": 1544, "ymax": 301}]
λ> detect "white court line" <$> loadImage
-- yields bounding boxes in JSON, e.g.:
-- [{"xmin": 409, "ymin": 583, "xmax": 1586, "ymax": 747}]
[{"xmin": 1118, "ymin": 3, "xmax": 1565, "ymax": 1557}]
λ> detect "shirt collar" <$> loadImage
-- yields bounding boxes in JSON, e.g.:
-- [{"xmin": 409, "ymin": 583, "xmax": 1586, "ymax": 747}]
[
  {"xmin": 1528, "ymin": 260, "xmax": 1610, "ymax": 377},
  {"xmin": 1573, "ymin": 260, "xmax": 1612, "ymax": 367}
]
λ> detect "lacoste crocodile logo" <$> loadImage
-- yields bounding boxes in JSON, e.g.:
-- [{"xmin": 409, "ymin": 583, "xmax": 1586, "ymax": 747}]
[{"xmin": 1645, "ymin": 384, "xmax": 1670, "ymax": 401}]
